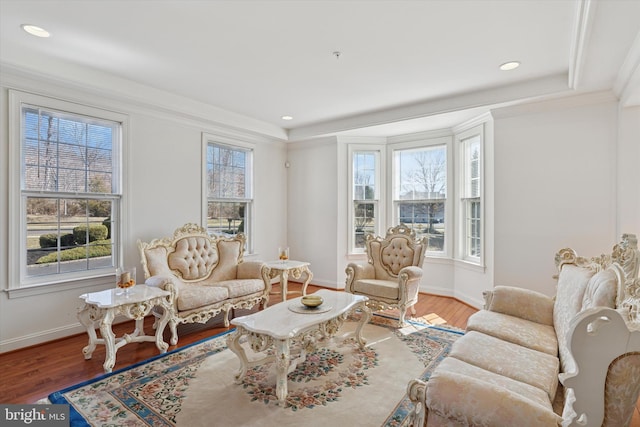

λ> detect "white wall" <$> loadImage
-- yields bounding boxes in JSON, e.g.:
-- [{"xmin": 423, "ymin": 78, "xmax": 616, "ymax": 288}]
[
  {"xmin": 616, "ymin": 105, "xmax": 640, "ymax": 237},
  {"xmin": 287, "ymin": 137, "xmax": 340, "ymax": 287},
  {"xmin": 492, "ymin": 93, "xmax": 620, "ymax": 296},
  {"xmin": 0, "ymin": 69, "xmax": 286, "ymax": 352}
]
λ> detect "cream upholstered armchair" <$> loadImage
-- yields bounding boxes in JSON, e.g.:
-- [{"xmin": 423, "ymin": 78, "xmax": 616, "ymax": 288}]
[{"xmin": 345, "ymin": 224, "xmax": 427, "ymax": 325}]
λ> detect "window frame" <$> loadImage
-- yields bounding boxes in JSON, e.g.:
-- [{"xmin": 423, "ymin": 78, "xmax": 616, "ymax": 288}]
[
  {"xmin": 347, "ymin": 144, "xmax": 384, "ymax": 253},
  {"xmin": 8, "ymin": 90, "xmax": 128, "ymax": 292},
  {"xmin": 456, "ymin": 124, "xmax": 484, "ymax": 265},
  {"xmin": 388, "ymin": 134, "xmax": 453, "ymax": 258},
  {"xmin": 201, "ymin": 133, "xmax": 255, "ymax": 253}
]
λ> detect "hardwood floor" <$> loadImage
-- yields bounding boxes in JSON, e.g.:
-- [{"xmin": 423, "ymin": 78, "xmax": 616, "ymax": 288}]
[{"xmin": 1, "ymin": 283, "xmax": 638, "ymax": 425}]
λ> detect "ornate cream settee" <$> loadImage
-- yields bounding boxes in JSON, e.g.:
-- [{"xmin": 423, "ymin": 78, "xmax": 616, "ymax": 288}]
[
  {"xmin": 138, "ymin": 223, "xmax": 271, "ymax": 345},
  {"xmin": 408, "ymin": 234, "xmax": 640, "ymax": 427}
]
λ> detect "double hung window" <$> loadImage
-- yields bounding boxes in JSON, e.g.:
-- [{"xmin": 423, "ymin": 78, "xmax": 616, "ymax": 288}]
[
  {"xmin": 204, "ymin": 137, "xmax": 253, "ymax": 250},
  {"xmin": 351, "ymin": 150, "xmax": 380, "ymax": 251},
  {"xmin": 393, "ymin": 144, "xmax": 447, "ymax": 254},
  {"xmin": 459, "ymin": 131, "xmax": 482, "ymax": 261},
  {"xmin": 11, "ymin": 91, "xmax": 124, "ymax": 287}
]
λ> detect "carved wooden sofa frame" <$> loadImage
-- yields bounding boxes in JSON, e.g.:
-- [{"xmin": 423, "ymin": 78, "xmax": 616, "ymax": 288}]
[{"xmin": 138, "ymin": 223, "xmax": 271, "ymax": 345}]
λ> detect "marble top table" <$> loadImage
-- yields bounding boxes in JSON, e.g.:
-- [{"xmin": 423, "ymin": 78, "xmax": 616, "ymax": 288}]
[
  {"xmin": 227, "ymin": 289, "xmax": 370, "ymax": 404},
  {"xmin": 78, "ymin": 284, "xmax": 171, "ymax": 372}
]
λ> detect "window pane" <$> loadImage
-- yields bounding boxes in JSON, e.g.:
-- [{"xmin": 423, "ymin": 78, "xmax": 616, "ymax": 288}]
[
  {"xmin": 395, "ymin": 146, "xmax": 446, "ymax": 200},
  {"xmin": 207, "ymin": 144, "xmax": 248, "ymax": 199},
  {"xmin": 353, "ymin": 152, "xmax": 376, "ymax": 200},
  {"xmin": 354, "ymin": 202, "xmax": 376, "ymax": 248},
  {"xmin": 22, "ymin": 107, "xmax": 115, "ymax": 193},
  {"xmin": 397, "ymin": 201, "xmax": 445, "ymax": 252},
  {"xmin": 207, "ymin": 201, "xmax": 247, "ymax": 236},
  {"xmin": 395, "ymin": 145, "xmax": 446, "ymax": 253},
  {"xmin": 26, "ymin": 197, "xmax": 114, "ymax": 277}
]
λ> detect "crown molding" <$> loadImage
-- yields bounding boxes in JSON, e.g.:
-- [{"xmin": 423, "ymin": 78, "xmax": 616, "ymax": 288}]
[
  {"xmin": 0, "ymin": 62, "xmax": 287, "ymax": 143},
  {"xmin": 569, "ymin": 0, "xmax": 596, "ymax": 89},
  {"xmin": 614, "ymin": 30, "xmax": 640, "ymax": 107},
  {"xmin": 490, "ymin": 90, "xmax": 617, "ymax": 120},
  {"xmin": 287, "ymin": 73, "xmax": 570, "ymax": 141}
]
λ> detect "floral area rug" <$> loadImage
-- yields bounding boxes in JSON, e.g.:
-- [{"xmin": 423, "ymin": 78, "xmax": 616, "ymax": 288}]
[{"xmin": 46, "ymin": 314, "xmax": 462, "ymax": 427}]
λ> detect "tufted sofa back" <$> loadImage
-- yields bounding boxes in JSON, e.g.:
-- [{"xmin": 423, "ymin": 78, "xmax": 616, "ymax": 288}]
[
  {"xmin": 365, "ymin": 224, "xmax": 427, "ymax": 280},
  {"xmin": 139, "ymin": 223, "xmax": 247, "ymax": 283},
  {"xmin": 168, "ymin": 236, "xmax": 217, "ymax": 281}
]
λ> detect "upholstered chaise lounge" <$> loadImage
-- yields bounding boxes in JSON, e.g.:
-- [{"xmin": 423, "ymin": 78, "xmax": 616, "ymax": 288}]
[
  {"xmin": 138, "ymin": 223, "xmax": 271, "ymax": 345},
  {"xmin": 408, "ymin": 233, "xmax": 640, "ymax": 427}
]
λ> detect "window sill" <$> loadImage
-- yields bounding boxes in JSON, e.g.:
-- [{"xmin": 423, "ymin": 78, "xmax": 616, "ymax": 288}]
[
  {"xmin": 454, "ymin": 259, "xmax": 486, "ymax": 273},
  {"xmin": 4, "ymin": 274, "xmax": 115, "ymax": 299}
]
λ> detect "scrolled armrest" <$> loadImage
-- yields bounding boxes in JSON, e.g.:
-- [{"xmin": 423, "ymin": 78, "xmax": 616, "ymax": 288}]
[
  {"xmin": 399, "ymin": 265, "xmax": 423, "ymax": 281},
  {"xmin": 237, "ymin": 261, "xmax": 265, "ymax": 279},
  {"xmin": 485, "ymin": 285, "xmax": 554, "ymax": 326},
  {"xmin": 407, "ymin": 378, "xmax": 428, "ymax": 427},
  {"xmin": 145, "ymin": 275, "xmax": 181, "ymax": 306},
  {"xmin": 345, "ymin": 263, "xmax": 375, "ymax": 292}
]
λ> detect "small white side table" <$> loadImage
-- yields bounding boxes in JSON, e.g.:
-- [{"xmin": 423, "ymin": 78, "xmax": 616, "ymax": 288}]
[
  {"xmin": 77, "ymin": 284, "xmax": 172, "ymax": 373},
  {"xmin": 264, "ymin": 260, "xmax": 313, "ymax": 305}
]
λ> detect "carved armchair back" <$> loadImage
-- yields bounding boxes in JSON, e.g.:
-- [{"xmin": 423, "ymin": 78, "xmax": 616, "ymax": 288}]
[{"xmin": 364, "ymin": 224, "xmax": 427, "ymax": 281}]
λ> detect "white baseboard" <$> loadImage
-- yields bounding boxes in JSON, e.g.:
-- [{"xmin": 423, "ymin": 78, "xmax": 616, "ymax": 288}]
[{"xmin": 0, "ymin": 323, "xmax": 85, "ymax": 354}]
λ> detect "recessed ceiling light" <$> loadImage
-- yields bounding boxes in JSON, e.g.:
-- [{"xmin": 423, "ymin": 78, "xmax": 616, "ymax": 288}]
[
  {"xmin": 281, "ymin": 115, "xmax": 293, "ymax": 121},
  {"xmin": 21, "ymin": 24, "xmax": 50, "ymax": 38},
  {"xmin": 499, "ymin": 61, "xmax": 520, "ymax": 71}
]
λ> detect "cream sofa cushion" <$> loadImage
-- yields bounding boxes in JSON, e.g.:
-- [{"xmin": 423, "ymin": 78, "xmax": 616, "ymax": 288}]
[
  {"xmin": 352, "ymin": 279, "xmax": 399, "ymax": 300},
  {"xmin": 449, "ymin": 331, "xmax": 560, "ymax": 401},
  {"xmin": 466, "ymin": 310, "xmax": 558, "ymax": 356},
  {"xmin": 426, "ymin": 357, "xmax": 562, "ymax": 427}
]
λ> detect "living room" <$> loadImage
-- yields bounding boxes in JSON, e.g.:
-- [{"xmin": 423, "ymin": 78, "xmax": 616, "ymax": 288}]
[{"xmin": 0, "ymin": 2, "xmax": 639, "ymax": 422}]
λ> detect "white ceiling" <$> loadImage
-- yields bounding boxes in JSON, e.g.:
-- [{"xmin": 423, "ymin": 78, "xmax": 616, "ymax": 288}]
[{"xmin": 1, "ymin": 0, "xmax": 639, "ymax": 140}]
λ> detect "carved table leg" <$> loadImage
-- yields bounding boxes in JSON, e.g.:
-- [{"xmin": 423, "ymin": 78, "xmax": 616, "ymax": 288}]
[
  {"xmin": 227, "ymin": 327, "xmax": 249, "ymax": 383},
  {"xmin": 154, "ymin": 299, "xmax": 171, "ymax": 353},
  {"xmin": 99, "ymin": 309, "xmax": 117, "ymax": 373},
  {"xmin": 301, "ymin": 267, "xmax": 313, "ymax": 296},
  {"xmin": 78, "ymin": 304, "xmax": 99, "ymax": 360},
  {"xmin": 275, "ymin": 338, "xmax": 291, "ymax": 405},
  {"xmin": 280, "ymin": 270, "xmax": 289, "ymax": 301},
  {"xmin": 355, "ymin": 302, "xmax": 372, "ymax": 348}
]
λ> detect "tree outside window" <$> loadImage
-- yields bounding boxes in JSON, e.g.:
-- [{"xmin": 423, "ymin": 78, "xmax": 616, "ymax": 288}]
[
  {"xmin": 206, "ymin": 141, "xmax": 253, "ymax": 246},
  {"xmin": 20, "ymin": 101, "xmax": 120, "ymax": 280},
  {"xmin": 394, "ymin": 145, "xmax": 446, "ymax": 252}
]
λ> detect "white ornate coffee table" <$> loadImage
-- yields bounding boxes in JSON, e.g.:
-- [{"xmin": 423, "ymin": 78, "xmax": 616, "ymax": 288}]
[
  {"xmin": 227, "ymin": 289, "xmax": 371, "ymax": 404},
  {"xmin": 264, "ymin": 260, "xmax": 313, "ymax": 305},
  {"xmin": 77, "ymin": 284, "xmax": 172, "ymax": 373}
]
